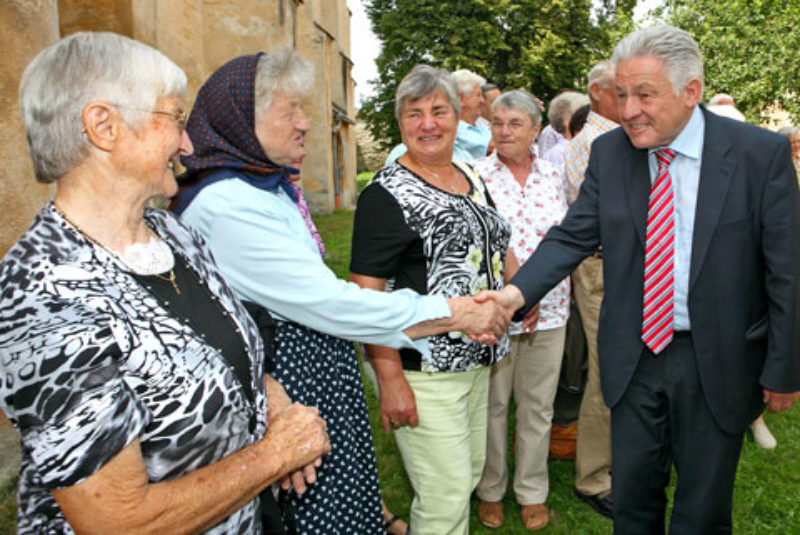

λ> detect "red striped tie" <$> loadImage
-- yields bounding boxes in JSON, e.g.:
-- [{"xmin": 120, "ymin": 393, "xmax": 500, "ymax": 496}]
[{"xmin": 642, "ymin": 148, "xmax": 676, "ymax": 354}]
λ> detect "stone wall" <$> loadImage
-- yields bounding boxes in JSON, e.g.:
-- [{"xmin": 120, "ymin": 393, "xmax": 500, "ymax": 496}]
[
  {"xmin": 0, "ymin": 0, "xmax": 356, "ymax": 256},
  {"xmin": 0, "ymin": 1, "xmax": 58, "ymax": 256}
]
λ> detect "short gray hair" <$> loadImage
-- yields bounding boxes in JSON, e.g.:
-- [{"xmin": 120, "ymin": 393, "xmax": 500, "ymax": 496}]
[
  {"xmin": 254, "ymin": 49, "xmax": 315, "ymax": 121},
  {"xmin": 492, "ymin": 90, "xmax": 542, "ymax": 126},
  {"xmin": 708, "ymin": 93, "xmax": 735, "ymax": 106},
  {"xmin": 586, "ymin": 60, "xmax": 615, "ymax": 93},
  {"xmin": 612, "ymin": 25, "xmax": 704, "ymax": 95},
  {"xmin": 452, "ymin": 69, "xmax": 486, "ymax": 96},
  {"xmin": 395, "ymin": 65, "xmax": 460, "ymax": 120},
  {"xmin": 547, "ymin": 92, "xmax": 591, "ymax": 134},
  {"xmin": 778, "ymin": 125, "xmax": 799, "ymax": 138},
  {"xmin": 19, "ymin": 31, "xmax": 186, "ymax": 183}
]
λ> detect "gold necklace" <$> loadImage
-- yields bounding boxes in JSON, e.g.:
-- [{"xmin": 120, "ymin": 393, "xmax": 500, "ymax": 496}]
[
  {"xmin": 417, "ymin": 162, "xmax": 463, "ymax": 195},
  {"xmin": 52, "ymin": 202, "xmax": 181, "ymax": 294}
]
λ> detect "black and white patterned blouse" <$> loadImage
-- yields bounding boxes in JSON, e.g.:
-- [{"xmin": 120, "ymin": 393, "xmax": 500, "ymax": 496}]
[
  {"xmin": 0, "ymin": 204, "xmax": 267, "ymax": 534},
  {"xmin": 351, "ymin": 161, "xmax": 512, "ymax": 372}
]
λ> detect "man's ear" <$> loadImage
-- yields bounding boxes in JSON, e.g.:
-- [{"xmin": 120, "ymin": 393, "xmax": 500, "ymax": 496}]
[
  {"xmin": 81, "ymin": 102, "xmax": 119, "ymax": 152},
  {"xmin": 683, "ymin": 78, "xmax": 703, "ymax": 108}
]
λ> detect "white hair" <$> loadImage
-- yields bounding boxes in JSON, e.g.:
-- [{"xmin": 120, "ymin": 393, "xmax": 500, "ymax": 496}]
[
  {"xmin": 586, "ymin": 60, "xmax": 615, "ymax": 93},
  {"xmin": 254, "ymin": 49, "xmax": 315, "ymax": 121},
  {"xmin": 395, "ymin": 65, "xmax": 460, "ymax": 120},
  {"xmin": 452, "ymin": 69, "xmax": 486, "ymax": 96},
  {"xmin": 19, "ymin": 31, "xmax": 186, "ymax": 183},
  {"xmin": 612, "ymin": 25, "xmax": 704, "ymax": 96},
  {"xmin": 547, "ymin": 92, "xmax": 591, "ymax": 134},
  {"xmin": 708, "ymin": 93, "xmax": 735, "ymax": 106},
  {"xmin": 707, "ymin": 104, "xmax": 745, "ymax": 122}
]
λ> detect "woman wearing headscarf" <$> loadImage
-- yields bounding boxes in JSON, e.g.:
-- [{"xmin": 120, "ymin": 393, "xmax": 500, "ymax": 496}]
[
  {"xmin": 0, "ymin": 32, "xmax": 328, "ymax": 535},
  {"xmin": 175, "ymin": 51, "xmax": 510, "ymax": 535}
]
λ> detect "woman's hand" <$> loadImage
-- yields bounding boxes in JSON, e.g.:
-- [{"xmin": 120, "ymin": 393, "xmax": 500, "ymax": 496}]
[
  {"xmin": 368, "ymin": 345, "xmax": 419, "ymax": 433},
  {"xmin": 379, "ymin": 372, "xmax": 418, "ymax": 433},
  {"xmin": 265, "ymin": 374, "xmax": 292, "ymax": 423},
  {"xmin": 264, "ymin": 375, "xmax": 324, "ymax": 495},
  {"xmin": 52, "ymin": 404, "xmax": 329, "ymax": 535}
]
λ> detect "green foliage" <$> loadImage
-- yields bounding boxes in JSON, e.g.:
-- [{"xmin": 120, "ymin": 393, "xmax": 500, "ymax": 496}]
[
  {"xmin": 360, "ymin": 0, "xmax": 634, "ymax": 148},
  {"xmin": 655, "ymin": 0, "xmax": 800, "ymax": 123}
]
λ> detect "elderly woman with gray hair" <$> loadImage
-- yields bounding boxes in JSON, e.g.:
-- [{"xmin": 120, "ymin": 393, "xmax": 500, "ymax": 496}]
[
  {"xmin": 350, "ymin": 66, "xmax": 536, "ymax": 535},
  {"xmin": 0, "ymin": 32, "xmax": 331, "ymax": 535},
  {"xmin": 472, "ymin": 90, "xmax": 570, "ymax": 531},
  {"xmin": 175, "ymin": 53, "xmax": 510, "ymax": 534}
]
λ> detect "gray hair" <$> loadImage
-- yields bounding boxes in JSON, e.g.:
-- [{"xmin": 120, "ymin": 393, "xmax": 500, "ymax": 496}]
[
  {"xmin": 492, "ymin": 89, "xmax": 542, "ymax": 126},
  {"xmin": 613, "ymin": 25, "xmax": 703, "ymax": 95},
  {"xmin": 708, "ymin": 93, "xmax": 735, "ymax": 106},
  {"xmin": 778, "ymin": 125, "xmax": 799, "ymax": 138},
  {"xmin": 394, "ymin": 65, "xmax": 461, "ymax": 120},
  {"xmin": 19, "ymin": 31, "xmax": 186, "ymax": 183},
  {"xmin": 586, "ymin": 60, "xmax": 615, "ymax": 93},
  {"xmin": 254, "ymin": 49, "xmax": 315, "ymax": 121},
  {"xmin": 481, "ymin": 83, "xmax": 499, "ymax": 96},
  {"xmin": 547, "ymin": 92, "xmax": 591, "ymax": 134},
  {"xmin": 452, "ymin": 69, "xmax": 486, "ymax": 96}
]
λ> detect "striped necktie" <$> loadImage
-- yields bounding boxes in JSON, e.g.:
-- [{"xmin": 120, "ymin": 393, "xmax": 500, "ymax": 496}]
[{"xmin": 642, "ymin": 148, "xmax": 676, "ymax": 354}]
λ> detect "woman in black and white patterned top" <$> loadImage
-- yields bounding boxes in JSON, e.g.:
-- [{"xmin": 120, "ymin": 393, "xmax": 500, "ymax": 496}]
[
  {"xmin": 350, "ymin": 65, "xmax": 537, "ymax": 535},
  {"xmin": 0, "ymin": 32, "xmax": 329, "ymax": 535}
]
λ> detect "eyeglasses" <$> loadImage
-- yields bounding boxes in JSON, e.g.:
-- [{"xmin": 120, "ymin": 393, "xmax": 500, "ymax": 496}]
[
  {"xmin": 112, "ymin": 105, "xmax": 187, "ymax": 129},
  {"xmin": 491, "ymin": 120, "xmax": 528, "ymax": 132}
]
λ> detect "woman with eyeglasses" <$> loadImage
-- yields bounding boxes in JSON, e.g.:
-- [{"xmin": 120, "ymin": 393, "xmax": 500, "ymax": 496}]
[
  {"xmin": 471, "ymin": 90, "xmax": 571, "ymax": 531},
  {"xmin": 0, "ymin": 32, "xmax": 330, "ymax": 535}
]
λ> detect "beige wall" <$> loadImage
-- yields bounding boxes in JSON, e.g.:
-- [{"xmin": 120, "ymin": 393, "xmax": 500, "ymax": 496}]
[
  {"xmin": 0, "ymin": 0, "xmax": 356, "ymax": 256},
  {"xmin": 0, "ymin": 1, "xmax": 59, "ymax": 256}
]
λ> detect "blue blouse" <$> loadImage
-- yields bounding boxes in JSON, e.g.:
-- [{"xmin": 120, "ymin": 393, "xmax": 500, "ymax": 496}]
[{"xmin": 180, "ymin": 176, "xmax": 452, "ymax": 356}]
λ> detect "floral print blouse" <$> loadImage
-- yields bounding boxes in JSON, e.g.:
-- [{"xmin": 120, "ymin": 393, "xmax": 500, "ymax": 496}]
[{"xmin": 473, "ymin": 148, "xmax": 570, "ymax": 332}]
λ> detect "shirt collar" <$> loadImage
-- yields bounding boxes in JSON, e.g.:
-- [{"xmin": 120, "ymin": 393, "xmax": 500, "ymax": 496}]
[{"xmin": 650, "ymin": 105, "xmax": 704, "ymax": 160}]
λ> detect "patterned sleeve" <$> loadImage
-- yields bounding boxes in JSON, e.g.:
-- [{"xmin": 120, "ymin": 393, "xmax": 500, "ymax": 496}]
[
  {"xmin": 1, "ymin": 267, "xmax": 151, "ymax": 489},
  {"xmin": 350, "ymin": 181, "xmax": 418, "ymax": 278}
]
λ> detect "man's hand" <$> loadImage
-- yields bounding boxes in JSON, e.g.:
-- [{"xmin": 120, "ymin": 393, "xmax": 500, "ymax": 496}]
[
  {"xmin": 474, "ymin": 284, "xmax": 527, "ymax": 313},
  {"xmin": 448, "ymin": 294, "xmax": 512, "ymax": 343},
  {"xmin": 763, "ymin": 389, "xmax": 798, "ymax": 412}
]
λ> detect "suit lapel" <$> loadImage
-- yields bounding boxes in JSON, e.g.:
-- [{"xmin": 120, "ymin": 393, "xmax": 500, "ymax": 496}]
[
  {"xmin": 689, "ymin": 111, "xmax": 735, "ymax": 290},
  {"xmin": 623, "ymin": 146, "xmax": 651, "ymax": 249}
]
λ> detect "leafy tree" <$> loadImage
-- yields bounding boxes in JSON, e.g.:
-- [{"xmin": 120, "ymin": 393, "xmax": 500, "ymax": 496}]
[
  {"xmin": 360, "ymin": 0, "xmax": 634, "ymax": 148},
  {"xmin": 654, "ymin": 0, "xmax": 800, "ymax": 123}
]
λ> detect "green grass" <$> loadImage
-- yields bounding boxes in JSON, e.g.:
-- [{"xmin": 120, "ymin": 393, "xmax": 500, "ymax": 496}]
[
  {"xmin": 1, "ymin": 205, "xmax": 797, "ymax": 534},
  {"xmin": 0, "ymin": 475, "xmax": 17, "ymax": 535},
  {"xmin": 315, "ymin": 206, "xmax": 800, "ymax": 535}
]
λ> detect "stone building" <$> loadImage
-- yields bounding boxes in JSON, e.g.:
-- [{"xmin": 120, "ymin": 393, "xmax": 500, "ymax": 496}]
[{"xmin": 0, "ymin": 0, "xmax": 357, "ymax": 256}]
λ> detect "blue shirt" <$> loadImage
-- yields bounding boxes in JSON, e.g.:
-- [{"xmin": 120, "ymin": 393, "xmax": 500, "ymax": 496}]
[
  {"xmin": 180, "ymin": 177, "xmax": 452, "ymax": 356},
  {"xmin": 454, "ymin": 120, "xmax": 491, "ymax": 162},
  {"xmin": 648, "ymin": 106, "xmax": 705, "ymax": 331}
]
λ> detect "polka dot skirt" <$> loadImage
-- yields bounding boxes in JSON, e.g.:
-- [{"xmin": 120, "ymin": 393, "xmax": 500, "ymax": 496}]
[{"xmin": 273, "ymin": 322, "xmax": 385, "ymax": 535}]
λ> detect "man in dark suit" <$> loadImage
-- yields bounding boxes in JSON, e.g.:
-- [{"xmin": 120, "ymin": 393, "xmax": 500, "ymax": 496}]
[{"xmin": 482, "ymin": 25, "xmax": 800, "ymax": 533}]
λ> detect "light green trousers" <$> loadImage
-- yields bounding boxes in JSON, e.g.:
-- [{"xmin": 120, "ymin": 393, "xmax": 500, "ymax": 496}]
[{"xmin": 394, "ymin": 366, "xmax": 491, "ymax": 535}]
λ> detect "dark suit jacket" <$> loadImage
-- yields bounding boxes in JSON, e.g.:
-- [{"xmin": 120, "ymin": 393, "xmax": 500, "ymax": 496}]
[{"xmin": 512, "ymin": 108, "xmax": 800, "ymax": 433}]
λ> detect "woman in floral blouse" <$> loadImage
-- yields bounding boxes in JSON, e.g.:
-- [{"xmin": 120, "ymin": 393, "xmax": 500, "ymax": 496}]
[
  {"xmin": 472, "ymin": 90, "xmax": 571, "ymax": 531},
  {"xmin": 350, "ymin": 65, "xmax": 535, "ymax": 535}
]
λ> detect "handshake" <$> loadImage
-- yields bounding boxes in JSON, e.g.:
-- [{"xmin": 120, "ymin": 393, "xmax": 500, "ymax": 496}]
[{"xmin": 449, "ymin": 284, "xmax": 536, "ymax": 345}]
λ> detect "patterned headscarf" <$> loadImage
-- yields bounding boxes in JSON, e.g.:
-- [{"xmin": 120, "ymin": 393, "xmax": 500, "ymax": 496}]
[{"xmin": 175, "ymin": 53, "xmax": 325, "ymax": 256}]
